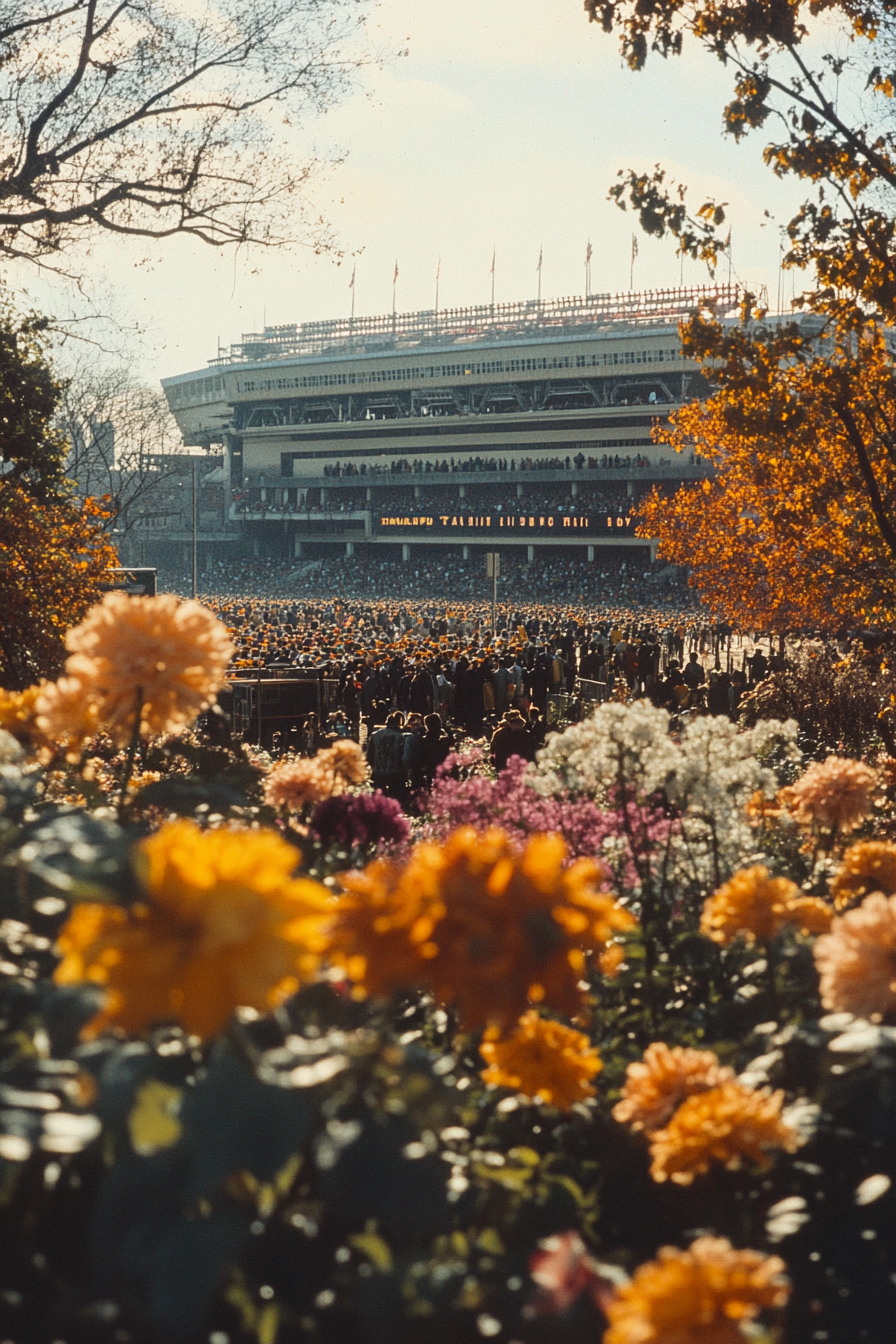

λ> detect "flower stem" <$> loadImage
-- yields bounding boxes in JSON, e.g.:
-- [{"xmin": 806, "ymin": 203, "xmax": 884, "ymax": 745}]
[{"xmin": 118, "ymin": 685, "xmax": 144, "ymax": 819}]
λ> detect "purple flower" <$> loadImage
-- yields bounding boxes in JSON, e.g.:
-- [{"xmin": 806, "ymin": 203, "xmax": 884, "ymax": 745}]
[
  {"xmin": 422, "ymin": 755, "xmax": 673, "ymax": 887},
  {"xmin": 310, "ymin": 792, "xmax": 410, "ymax": 850}
]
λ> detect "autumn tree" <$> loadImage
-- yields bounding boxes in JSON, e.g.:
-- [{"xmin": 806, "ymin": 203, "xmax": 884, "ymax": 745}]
[
  {"xmin": 588, "ymin": 0, "xmax": 896, "ymax": 622},
  {"xmin": 0, "ymin": 0, "xmax": 374, "ymax": 272},
  {"xmin": 638, "ymin": 319, "xmax": 896, "ymax": 628},
  {"xmin": 0, "ymin": 301, "xmax": 117, "ymax": 686}
]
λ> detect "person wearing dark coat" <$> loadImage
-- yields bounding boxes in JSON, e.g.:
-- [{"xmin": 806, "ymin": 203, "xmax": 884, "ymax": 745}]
[{"xmin": 490, "ymin": 710, "xmax": 535, "ymax": 772}]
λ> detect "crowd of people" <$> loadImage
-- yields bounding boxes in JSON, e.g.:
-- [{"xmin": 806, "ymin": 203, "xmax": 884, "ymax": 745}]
[
  {"xmin": 195, "ymin": 582, "xmax": 778, "ymax": 807},
  {"xmin": 157, "ymin": 548, "xmax": 694, "ymax": 606},
  {"xmin": 236, "ymin": 482, "xmax": 647, "ymax": 517},
  {"xmin": 316, "ymin": 451, "xmax": 668, "ymax": 478}
]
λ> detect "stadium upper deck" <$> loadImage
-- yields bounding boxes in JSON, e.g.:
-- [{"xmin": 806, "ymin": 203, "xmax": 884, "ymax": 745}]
[{"xmin": 160, "ymin": 285, "xmax": 740, "ymax": 559}]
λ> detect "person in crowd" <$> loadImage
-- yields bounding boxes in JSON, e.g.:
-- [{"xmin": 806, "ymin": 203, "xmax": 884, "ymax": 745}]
[
  {"xmin": 490, "ymin": 709, "xmax": 535, "ymax": 772},
  {"xmin": 366, "ymin": 711, "xmax": 407, "ymax": 801}
]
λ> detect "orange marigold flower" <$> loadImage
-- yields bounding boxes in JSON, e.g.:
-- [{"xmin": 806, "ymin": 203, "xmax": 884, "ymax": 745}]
[
  {"xmin": 782, "ymin": 755, "xmax": 877, "ymax": 833},
  {"xmin": 604, "ymin": 1236, "xmax": 789, "ymax": 1344},
  {"xmin": 480, "ymin": 1011, "xmax": 602, "ymax": 1110},
  {"xmin": 332, "ymin": 827, "xmax": 635, "ymax": 1030},
  {"xmin": 613, "ymin": 1042, "xmax": 735, "ymax": 1135},
  {"xmin": 701, "ymin": 866, "xmax": 831, "ymax": 945},
  {"xmin": 648, "ymin": 1080, "xmax": 799, "ymax": 1185},
  {"xmin": 830, "ymin": 840, "xmax": 896, "ymax": 910},
  {"xmin": 37, "ymin": 593, "xmax": 233, "ymax": 749},
  {"xmin": 813, "ymin": 892, "xmax": 896, "ymax": 1022},
  {"xmin": 54, "ymin": 820, "xmax": 332, "ymax": 1039}
]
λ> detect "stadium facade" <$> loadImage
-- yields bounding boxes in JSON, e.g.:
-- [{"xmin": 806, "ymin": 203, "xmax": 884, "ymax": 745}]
[{"xmin": 160, "ymin": 285, "xmax": 740, "ymax": 567}]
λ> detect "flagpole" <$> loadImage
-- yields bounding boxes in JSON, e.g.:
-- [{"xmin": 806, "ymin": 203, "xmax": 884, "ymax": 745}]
[
  {"xmin": 727, "ymin": 229, "xmax": 732, "ymax": 287},
  {"xmin": 537, "ymin": 244, "xmax": 542, "ymax": 305},
  {"xmin": 585, "ymin": 240, "xmax": 592, "ymax": 300},
  {"xmin": 490, "ymin": 248, "xmax": 495, "ymax": 310},
  {"xmin": 630, "ymin": 235, "xmax": 636, "ymax": 291},
  {"xmin": 435, "ymin": 257, "xmax": 440, "ymax": 332},
  {"xmin": 392, "ymin": 259, "xmax": 398, "ymax": 334},
  {"xmin": 349, "ymin": 262, "xmax": 356, "ymax": 328}
]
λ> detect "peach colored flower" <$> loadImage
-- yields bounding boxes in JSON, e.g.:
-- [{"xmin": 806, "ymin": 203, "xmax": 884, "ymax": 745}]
[
  {"xmin": 37, "ymin": 593, "xmax": 233, "ymax": 748},
  {"xmin": 324, "ymin": 739, "xmax": 368, "ymax": 785},
  {"xmin": 480, "ymin": 1011, "xmax": 602, "ymax": 1110},
  {"xmin": 603, "ymin": 1237, "xmax": 789, "ymax": 1344},
  {"xmin": 34, "ymin": 675, "xmax": 101, "ymax": 761},
  {"xmin": 264, "ymin": 742, "xmax": 369, "ymax": 813},
  {"xmin": 54, "ymin": 820, "xmax": 332, "ymax": 1039},
  {"xmin": 783, "ymin": 755, "xmax": 876, "ymax": 833},
  {"xmin": 613, "ymin": 1043, "xmax": 735, "ymax": 1135},
  {"xmin": 648, "ymin": 1080, "xmax": 800, "ymax": 1185},
  {"xmin": 264, "ymin": 757, "xmax": 333, "ymax": 811},
  {"xmin": 813, "ymin": 892, "xmax": 896, "ymax": 1021},
  {"xmin": 830, "ymin": 840, "xmax": 896, "ymax": 910},
  {"xmin": 701, "ymin": 866, "xmax": 832, "ymax": 945}
]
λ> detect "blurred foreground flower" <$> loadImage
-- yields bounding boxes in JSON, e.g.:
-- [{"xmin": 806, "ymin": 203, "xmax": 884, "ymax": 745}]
[
  {"xmin": 648, "ymin": 1079, "xmax": 800, "ymax": 1185},
  {"xmin": 480, "ymin": 1011, "xmax": 602, "ymax": 1110},
  {"xmin": 54, "ymin": 820, "xmax": 332, "ymax": 1039},
  {"xmin": 264, "ymin": 741, "xmax": 368, "ymax": 813},
  {"xmin": 310, "ymin": 791, "xmax": 409, "ymax": 849},
  {"xmin": 603, "ymin": 1237, "xmax": 789, "ymax": 1344},
  {"xmin": 333, "ymin": 826, "xmax": 635, "ymax": 1030},
  {"xmin": 37, "ymin": 593, "xmax": 233, "ymax": 751},
  {"xmin": 613, "ymin": 1042, "xmax": 735, "ymax": 1134},
  {"xmin": 782, "ymin": 755, "xmax": 877, "ymax": 833},
  {"xmin": 830, "ymin": 840, "xmax": 896, "ymax": 909},
  {"xmin": 528, "ymin": 1230, "xmax": 622, "ymax": 1316},
  {"xmin": 701, "ymin": 865, "xmax": 832, "ymax": 945},
  {"xmin": 814, "ymin": 891, "xmax": 896, "ymax": 1021}
]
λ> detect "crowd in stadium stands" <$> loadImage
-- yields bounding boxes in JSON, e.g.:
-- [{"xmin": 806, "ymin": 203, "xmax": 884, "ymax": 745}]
[
  {"xmin": 236, "ymin": 483, "xmax": 650, "ymax": 516},
  {"xmin": 157, "ymin": 548, "xmax": 694, "ymax": 608},
  {"xmin": 318, "ymin": 451, "xmax": 678, "ymax": 477}
]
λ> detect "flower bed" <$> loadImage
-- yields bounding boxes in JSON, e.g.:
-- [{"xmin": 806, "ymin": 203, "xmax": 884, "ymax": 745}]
[{"xmin": 0, "ymin": 594, "xmax": 893, "ymax": 1344}]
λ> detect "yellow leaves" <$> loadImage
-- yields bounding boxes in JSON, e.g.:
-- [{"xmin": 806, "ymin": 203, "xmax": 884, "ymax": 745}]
[
  {"xmin": 349, "ymin": 1222, "xmax": 394, "ymax": 1273},
  {"xmin": 127, "ymin": 1080, "xmax": 182, "ymax": 1156}
]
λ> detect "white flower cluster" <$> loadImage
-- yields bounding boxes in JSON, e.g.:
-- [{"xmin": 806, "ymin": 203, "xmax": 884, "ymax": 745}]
[
  {"xmin": 530, "ymin": 703, "xmax": 801, "ymax": 886},
  {"xmin": 530, "ymin": 701, "xmax": 681, "ymax": 800}
]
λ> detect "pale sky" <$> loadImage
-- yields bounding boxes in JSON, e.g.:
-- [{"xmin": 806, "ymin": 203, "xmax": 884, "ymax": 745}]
[{"xmin": 13, "ymin": 0, "xmax": 821, "ymax": 389}]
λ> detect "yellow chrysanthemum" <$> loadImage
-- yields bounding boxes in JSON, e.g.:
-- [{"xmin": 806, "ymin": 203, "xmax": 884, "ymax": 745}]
[
  {"xmin": 830, "ymin": 840, "xmax": 896, "ymax": 910},
  {"xmin": 613, "ymin": 1043, "xmax": 735, "ymax": 1135},
  {"xmin": 813, "ymin": 892, "xmax": 896, "ymax": 1022},
  {"xmin": 480, "ymin": 1011, "xmax": 602, "ymax": 1110},
  {"xmin": 701, "ymin": 866, "xmax": 832, "ymax": 945},
  {"xmin": 37, "ymin": 593, "xmax": 233, "ymax": 748},
  {"xmin": 332, "ymin": 826, "xmax": 635, "ymax": 1030},
  {"xmin": 54, "ymin": 820, "xmax": 332, "ymax": 1039},
  {"xmin": 604, "ymin": 1237, "xmax": 789, "ymax": 1344},
  {"xmin": 648, "ymin": 1080, "xmax": 799, "ymax": 1185}
]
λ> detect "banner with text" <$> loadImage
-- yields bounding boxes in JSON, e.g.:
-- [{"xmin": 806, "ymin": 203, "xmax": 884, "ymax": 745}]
[{"xmin": 376, "ymin": 511, "xmax": 636, "ymax": 537}]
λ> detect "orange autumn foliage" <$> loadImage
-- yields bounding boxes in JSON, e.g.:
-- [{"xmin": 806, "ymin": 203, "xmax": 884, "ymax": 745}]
[
  {"xmin": 637, "ymin": 317, "xmax": 896, "ymax": 629},
  {"xmin": 0, "ymin": 483, "xmax": 118, "ymax": 686}
]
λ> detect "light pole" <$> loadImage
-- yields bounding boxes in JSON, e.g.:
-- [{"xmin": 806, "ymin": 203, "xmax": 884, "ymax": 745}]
[
  {"xmin": 191, "ymin": 458, "xmax": 197, "ymax": 599},
  {"xmin": 486, "ymin": 552, "xmax": 500, "ymax": 636}
]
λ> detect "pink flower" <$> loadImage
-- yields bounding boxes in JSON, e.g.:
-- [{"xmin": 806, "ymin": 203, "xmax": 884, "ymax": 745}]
[{"xmin": 528, "ymin": 1231, "xmax": 622, "ymax": 1316}]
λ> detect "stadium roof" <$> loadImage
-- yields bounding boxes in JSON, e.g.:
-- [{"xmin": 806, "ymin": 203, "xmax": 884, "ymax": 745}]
[{"xmin": 210, "ymin": 284, "xmax": 742, "ymax": 366}]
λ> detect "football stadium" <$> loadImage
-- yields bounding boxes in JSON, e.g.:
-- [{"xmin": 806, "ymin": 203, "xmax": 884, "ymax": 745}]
[{"xmin": 160, "ymin": 285, "xmax": 740, "ymax": 571}]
